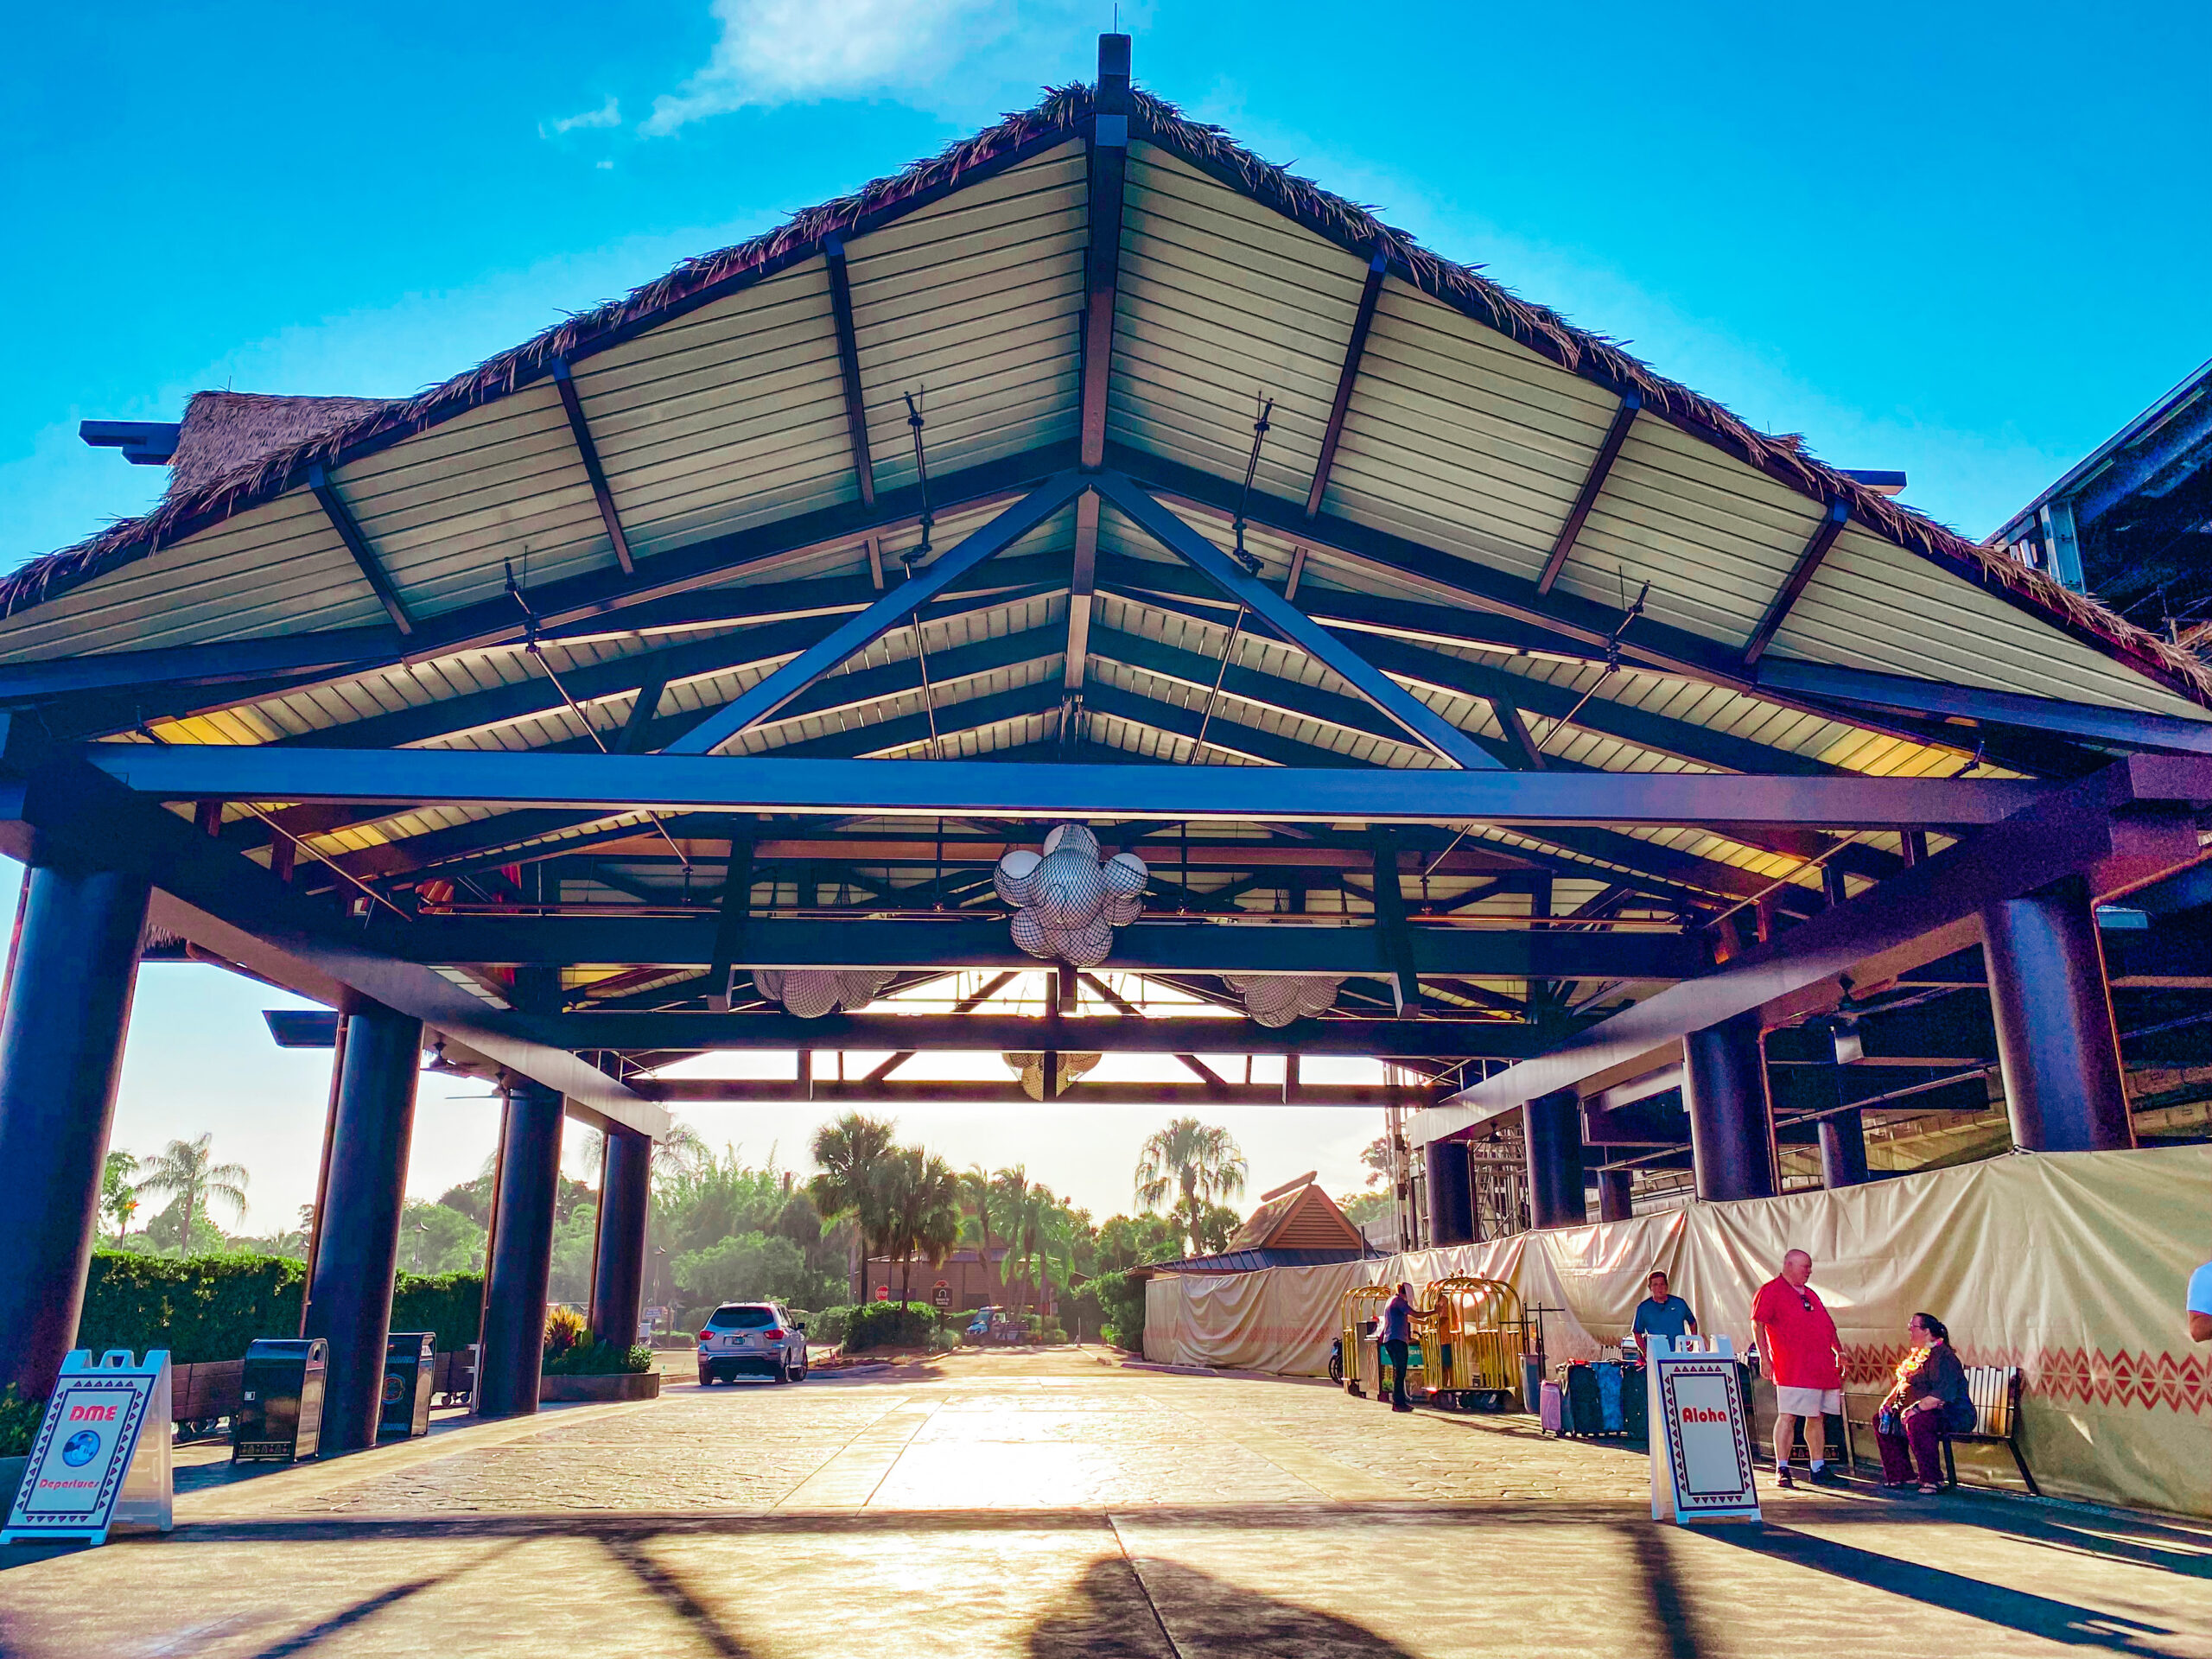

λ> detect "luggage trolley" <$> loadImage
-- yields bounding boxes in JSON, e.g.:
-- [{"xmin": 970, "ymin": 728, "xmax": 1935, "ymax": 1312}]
[
  {"xmin": 1336, "ymin": 1284, "xmax": 1409, "ymax": 1398},
  {"xmin": 1421, "ymin": 1276, "xmax": 1527, "ymax": 1412}
]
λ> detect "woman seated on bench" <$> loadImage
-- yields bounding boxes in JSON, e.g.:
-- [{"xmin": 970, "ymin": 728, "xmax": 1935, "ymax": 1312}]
[{"xmin": 1876, "ymin": 1312, "xmax": 1975, "ymax": 1494}]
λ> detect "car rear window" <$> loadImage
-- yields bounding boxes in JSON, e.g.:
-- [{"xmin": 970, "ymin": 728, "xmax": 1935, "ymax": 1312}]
[{"xmin": 707, "ymin": 1306, "xmax": 775, "ymax": 1329}]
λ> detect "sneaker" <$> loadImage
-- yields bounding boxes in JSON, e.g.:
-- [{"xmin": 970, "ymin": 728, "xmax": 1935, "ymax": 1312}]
[
  {"xmin": 1392, "ymin": 1403, "xmax": 1413, "ymax": 1413},
  {"xmin": 1775, "ymin": 1465, "xmax": 1796, "ymax": 1490},
  {"xmin": 1808, "ymin": 1464, "xmax": 1847, "ymax": 1488}
]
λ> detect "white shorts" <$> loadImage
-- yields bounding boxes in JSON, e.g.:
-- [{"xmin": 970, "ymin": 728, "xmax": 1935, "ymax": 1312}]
[{"xmin": 1775, "ymin": 1385, "xmax": 1843, "ymax": 1416}]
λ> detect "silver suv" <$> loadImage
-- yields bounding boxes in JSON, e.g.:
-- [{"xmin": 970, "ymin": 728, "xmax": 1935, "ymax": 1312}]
[{"xmin": 696, "ymin": 1303, "xmax": 809, "ymax": 1385}]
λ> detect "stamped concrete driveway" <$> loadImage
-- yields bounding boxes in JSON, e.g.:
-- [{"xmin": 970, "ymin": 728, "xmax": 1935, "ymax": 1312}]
[{"xmin": 3, "ymin": 1349, "xmax": 2208, "ymax": 1658}]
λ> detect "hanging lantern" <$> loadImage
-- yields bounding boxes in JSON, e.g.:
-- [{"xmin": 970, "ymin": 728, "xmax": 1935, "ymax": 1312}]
[
  {"xmin": 1223, "ymin": 974, "xmax": 1344, "ymax": 1027},
  {"xmin": 995, "ymin": 824, "xmax": 1146, "ymax": 967},
  {"xmin": 752, "ymin": 968, "xmax": 894, "ymax": 1019},
  {"xmin": 1001, "ymin": 1051, "xmax": 1103, "ymax": 1101}
]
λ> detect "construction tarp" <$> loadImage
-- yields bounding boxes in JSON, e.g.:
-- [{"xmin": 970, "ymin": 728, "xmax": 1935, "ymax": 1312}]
[{"xmin": 1144, "ymin": 1146, "xmax": 2212, "ymax": 1516}]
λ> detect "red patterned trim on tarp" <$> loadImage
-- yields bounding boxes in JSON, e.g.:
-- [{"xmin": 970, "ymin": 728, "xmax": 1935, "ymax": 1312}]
[{"xmin": 1843, "ymin": 1344, "xmax": 2210, "ymax": 1414}]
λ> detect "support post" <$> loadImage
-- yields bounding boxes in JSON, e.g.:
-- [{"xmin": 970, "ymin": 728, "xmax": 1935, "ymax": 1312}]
[
  {"xmin": 1818, "ymin": 1108, "xmax": 1870, "ymax": 1189},
  {"xmin": 1980, "ymin": 875, "xmax": 2132, "ymax": 1150},
  {"xmin": 589, "ymin": 1127, "xmax": 652, "ymax": 1349},
  {"xmin": 1523, "ymin": 1088, "xmax": 1586, "ymax": 1230},
  {"xmin": 1683, "ymin": 1012, "xmax": 1776, "ymax": 1201},
  {"xmin": 302, "ymin": 1004, "xmax": 423, "ymax": 1452},
  {"xmin": 475, "ymin": 1079, "xmax": 564, "ymax": 1417},
  {"xmin": 1423, "ymin": 1137, "xmax": 1475, "ymax": 1247},
  {"xmin": 0, "ymin": 855, "xmax": 150, "ymax": 1401},
  {"xmin": 1596, "ymin": 1167, "xmax": 1634, "ymax": 1223}
]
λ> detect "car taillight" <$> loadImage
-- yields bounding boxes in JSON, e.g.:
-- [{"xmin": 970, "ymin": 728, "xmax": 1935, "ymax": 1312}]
[
  {"xmin": 697, "ymin": 1330, "xmax": 711, "ymax": 1343},
  {"xmin": 763, "ymin": 1328, "xmax": 785, "ymax": 1340}
]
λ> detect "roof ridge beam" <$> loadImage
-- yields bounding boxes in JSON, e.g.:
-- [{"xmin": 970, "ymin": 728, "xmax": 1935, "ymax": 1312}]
[
  {"xmin": 1535, "ymin": 391, "xmax": 1642, "ymax": 595},
  {"xmin": 663, "ymin": 472, "xmax": 1085, "ymax": 754},
  {"xmin": 1306, "ymin": 248, "xmax": 1389, "ymax": 517},
  {"xmin": 550, "ymin": 360, "xmax": 635, "ymax": 576},
  {"xmin": 1079, "ymin": 35, "xmax": 1133, "ymax": 470},
  {"xmin": 307, "ymin": 462, "xmax": 414, "ymax": 635},
  {"xmin": 1092, "ymin": 472, "xmax": 1505, "ymax": 771},
  {"xmin": 1741, "ymin": 498, "xmax": 1850, "ymax": 667}
]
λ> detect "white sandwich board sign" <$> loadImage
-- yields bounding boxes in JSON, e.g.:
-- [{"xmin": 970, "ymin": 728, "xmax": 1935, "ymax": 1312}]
[
  {"xmin": 3, "ymin": 1349, "xmax": 174, "ymax": 1547},
  {"xmin": 1648, "ymin": 1334, "xmax": 1762, "ymax": 1525}
]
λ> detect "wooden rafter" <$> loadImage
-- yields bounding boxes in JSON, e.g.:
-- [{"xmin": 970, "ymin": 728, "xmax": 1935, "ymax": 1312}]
[
  {"xmin": 550, "ymin": 360, "xmax": 635, "ymax": 576},
  {"xmin": 1742, "ymin": 499, "xmax": 1851, "ymax": 667},
  {"xmin": 306, "ymin": 463, "xmax": 413, "ymax": 635},
  {"xmin": 1535, "ymin": 392, "xmax": 1641, "ymax": 595}
]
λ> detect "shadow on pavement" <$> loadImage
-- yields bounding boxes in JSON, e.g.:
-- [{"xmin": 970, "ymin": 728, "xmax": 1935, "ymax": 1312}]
[
  {"xmin": 1713, "ymin": 1523, "xmax": 2178, "ymax": 1651},
  {"xmin": 1030, "ymin": 1556, "xmax": 1418, "ymax": 1659}
]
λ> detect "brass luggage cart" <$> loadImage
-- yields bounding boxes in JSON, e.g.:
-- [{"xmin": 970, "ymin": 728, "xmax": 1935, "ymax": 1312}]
[
  {"xmin": 1419, "ymin": 1276, "xmax": 1527, "ymax": 1412},
  {"xmin": 1336, "ymin": 1284, "xmax": 1420, "ymax": 1399}
]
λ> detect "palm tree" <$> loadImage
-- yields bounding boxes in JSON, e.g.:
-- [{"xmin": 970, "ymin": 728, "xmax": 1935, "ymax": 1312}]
[
  {"xmin": 877, "ymin": 1147, "xmax": 962, "ymax": 1307},
  {"xmin": 1005, "ymin": 1181, "xmax": 1074, "ymax": 1319},
  {"xmin": 134, "ymin": 1135, "xmax": 250, "ymax": 1251},
  {"xmin": 1134, "ymin": 1117, "xmax": 1249, "ymax": 1255},
  {"xmin": 100, "ymin": 1149, "xmax": 141, "ymax": 1237},
  {"xmin": 809, "ymin": 1112, "xmax": 899, "ymax": 1296}
]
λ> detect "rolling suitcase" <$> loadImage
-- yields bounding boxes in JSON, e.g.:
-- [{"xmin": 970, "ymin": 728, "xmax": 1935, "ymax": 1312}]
[
  {"xmin": 1565, "ymin": 1362, "xmax": 1604, "ymax": 1435},
  {"xmin": 1622, "ymin": 1363, "xmax": 1649, "ymax": 1439},
  {"xmin": 1594, "ymin": 1361, "xmax": 1625, "ymax": 1432},
  {"xmin": 1540, "ymin": 1379, "xmax": 1567, "ymax": 1435}
]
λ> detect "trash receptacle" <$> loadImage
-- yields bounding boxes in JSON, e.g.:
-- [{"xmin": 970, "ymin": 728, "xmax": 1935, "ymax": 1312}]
[
  {"xmin": 380, "ymin": 1332, "xmax": 435, "ymax": 1440},
  {"xmin": 232, "ymin": 1338, "xmax": 327, "ymax": 1462}
]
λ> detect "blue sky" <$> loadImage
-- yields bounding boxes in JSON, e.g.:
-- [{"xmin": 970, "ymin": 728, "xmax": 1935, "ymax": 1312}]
[{"xmin": 3, "ymin": 0, "xmax": 2207, "ymax": 1223}]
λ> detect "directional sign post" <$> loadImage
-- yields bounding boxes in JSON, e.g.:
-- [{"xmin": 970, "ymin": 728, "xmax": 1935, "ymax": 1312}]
[
  {"xmin": 3, "ymin": 1349, "xmax": 174, "ymax": 1547},
  {"xmin": 1648, "ymin": 1334, "xmax": 1761, "ymax": 1526}
]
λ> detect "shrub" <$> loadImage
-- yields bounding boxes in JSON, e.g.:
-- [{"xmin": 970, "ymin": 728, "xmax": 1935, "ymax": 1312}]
[
  {"xmin": 543, "ymin": 1304, "xmax": 589, "ymax": 1359},
  {"xmin": 71, "ymin": 1251, "xmax": 486, "ymax": 1363},
  {"xmin": 1036, "ymin": 1318, "xmax": 1066, "ymax": 1344},
  {"xmin": 542, "ymin": 1340, "xmax": 653, "ymax": 1376},
  {"xmin": 1087, "ymin": 1269, "xmax": 1147, "ymax": 1352},
  {"xmin": 842, "ymin": 1300, "xmax": 942, "ymax": 1352},
  {"xmin": 390, "ymin": 1271, "xmax": 486, "ymax": 1353},
  {"xmin": 0, "ymin": 1384, "xmax": 42, "ymax": 1458}
]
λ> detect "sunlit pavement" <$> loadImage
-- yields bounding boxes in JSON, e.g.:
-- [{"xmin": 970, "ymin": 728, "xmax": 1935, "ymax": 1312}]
[{"xmin": 3, "ymin": 1348, "xmax": 2208, "ymax": 1657}]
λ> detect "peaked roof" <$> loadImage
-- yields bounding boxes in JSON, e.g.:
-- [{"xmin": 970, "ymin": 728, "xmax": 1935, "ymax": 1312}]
[
  {"xmin": 1225, "ymin": 1179, "xmax": 1363, "ymax": 1253},
  {"xmin": 9, "ymin": 80, "xmax": 2206, "ymax": 707}
]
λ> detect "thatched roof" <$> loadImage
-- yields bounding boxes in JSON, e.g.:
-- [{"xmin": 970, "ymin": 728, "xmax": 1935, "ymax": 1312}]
[
  {"xmin": 167, "ymin": 391, "xmax": 396, "ymax": 496},
  {"xmin": 9, "ymin": 81, "xmax": 2204, "ymax": 704}
]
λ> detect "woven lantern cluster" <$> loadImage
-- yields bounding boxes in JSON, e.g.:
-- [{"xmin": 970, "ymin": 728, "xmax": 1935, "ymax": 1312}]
[
  {"xmin": 752, "ymin": 968, "xmax": 895, "ymax": 1020},
  {"xmin": 1224, "ymin": 974, "xmax": 1344, "ymax": 1027},
  {"xmin": 1001, "ymin": 1050, "xmax": 1103, "ymax": 1101},
  {"xmin": 993, "ymin": 824, "xmax": 1147, "ymax": 968}
]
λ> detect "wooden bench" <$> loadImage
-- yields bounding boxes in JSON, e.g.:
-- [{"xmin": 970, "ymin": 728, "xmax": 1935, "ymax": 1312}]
[{"xmin": 1941, "ymin": 1364, "xmax": 2037, "ymax": 1496}]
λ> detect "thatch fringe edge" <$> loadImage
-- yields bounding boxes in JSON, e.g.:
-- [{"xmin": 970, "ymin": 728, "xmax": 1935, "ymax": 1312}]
[{"xmin": 9, "ymin": 82, "xmax": 2204, "ymax": 708}]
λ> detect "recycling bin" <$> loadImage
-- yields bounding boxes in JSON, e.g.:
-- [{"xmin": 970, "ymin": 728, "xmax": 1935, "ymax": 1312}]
[
  {"xmin": 231, "ymin": 1337, "xmax": 327, "ymax": 1463},
  {"xmin": 379, "ymin": 1332, "xmax": 435, "ymax": 1440}
]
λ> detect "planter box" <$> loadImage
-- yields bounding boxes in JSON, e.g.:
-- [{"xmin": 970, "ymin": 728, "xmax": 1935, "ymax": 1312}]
[{"xmin": 538, "ymin": 1370, "xmax": 659, "ymax": 1403}]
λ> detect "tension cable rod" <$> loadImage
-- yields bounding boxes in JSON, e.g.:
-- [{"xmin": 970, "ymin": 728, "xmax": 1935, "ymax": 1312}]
[
  {"xmin": 506, "ymin": 565, "xmax": 691, "ymax": 869},
  {"xmin": 1194, "ymin": 396, "xmax": 1274, "ymax": 759}
]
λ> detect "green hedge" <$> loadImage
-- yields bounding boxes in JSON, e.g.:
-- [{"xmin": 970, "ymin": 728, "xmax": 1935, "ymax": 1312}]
[
  {"xmin": 841, "ymin": 1300, "xmax": 944, "ymax": 1352},
  {"xmin": 1086, "ymin": 1269, "xmax": 1147, "ymax": 1352},
  {"xmin": 543, "ymin": 1340, "xmax": 653, "ymax": 1376},
  {"xmin": 73, "ymin": 1251, "xmax": 485, "ymax": 1364}
]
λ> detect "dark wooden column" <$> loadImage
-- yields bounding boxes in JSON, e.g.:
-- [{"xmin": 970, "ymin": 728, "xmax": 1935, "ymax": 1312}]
[
  {"xmin": 1524, "ymin": 1089, "xmax": 1586, "ymax": 1230},
  {"xmin": 0, "ymin": 854, "xmax": 150, "ymax": 1400},
  {"xmin": 1683, "ymin": 1012, "xmax": 1777, "ymax": 1201},
  {"xmin": 302, "ymin": 1003, "xmax": 422, "ymax": 1452},
  {"xmin": 589, "ymin": 1127, "xmax": 652, "ymax": 1349},
  {"xmin": 1981, "ymin": 875, "xmax": 2133, "ymax": 1151},
  {"xmin": 475, "ymin": 1079, "xmax": 564, "ymax": 1418},
  {"xmin": 1596, "ymin": 1168, "xmax": 1635, "ymax": 1223},
  {"xmin": 1819, "ymin": 1109, "xmax": 1871, "ymax": 1188},
  {"xmin": 1423, "ymin": 1137, "xmax": 1475, "ymax": 1247}
]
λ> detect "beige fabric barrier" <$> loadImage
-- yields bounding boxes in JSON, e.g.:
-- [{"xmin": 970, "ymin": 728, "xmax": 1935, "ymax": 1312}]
[{"xmin": 1145, "ymin": 1145, "xmax": 2212, "ymax": 1516}]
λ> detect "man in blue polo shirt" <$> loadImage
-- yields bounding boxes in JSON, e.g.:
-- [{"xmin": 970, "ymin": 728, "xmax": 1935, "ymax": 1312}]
[{"xmin": 1631, "ymin": 1269, "xmax": 1698, "ymax": 1348}]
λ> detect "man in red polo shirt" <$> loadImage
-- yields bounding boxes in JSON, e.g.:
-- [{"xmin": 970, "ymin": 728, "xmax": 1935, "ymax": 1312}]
[{"xmin": 1751, "ymin": 1249, "xmax": 1846, "ymax": 1489}]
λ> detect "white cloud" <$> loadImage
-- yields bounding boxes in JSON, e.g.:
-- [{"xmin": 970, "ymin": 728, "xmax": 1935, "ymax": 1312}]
[
  {"xmin": 643, "ymin": 0, "xmax": 1107, "ymax": 135},
  {"xmin": 541, "ymin": 95, "xmax": 622, "ymax": 138}
]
